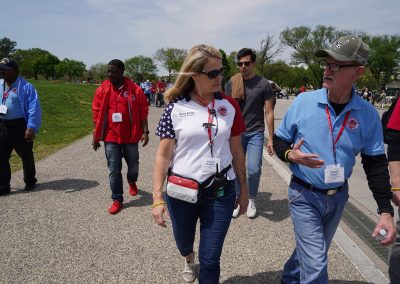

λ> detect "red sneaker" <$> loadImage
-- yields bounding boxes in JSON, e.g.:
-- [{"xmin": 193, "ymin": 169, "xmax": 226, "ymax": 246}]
[
  {"xmin": 129, "ymin": 183, "xmax": 138, "ymax": 196},
  {"xmin": 108, "ymin": 200, "xmax": 123, "ymax": 214}
]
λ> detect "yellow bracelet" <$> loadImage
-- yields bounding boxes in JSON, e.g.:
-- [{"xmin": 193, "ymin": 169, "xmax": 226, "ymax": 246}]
[
  {"xmin": 284, "ymin": 149, "xmax": 292, "ymax": 162},
  {"xmin": 152, "ymin": 201, "xmax": 166, "ymax": 208},
  {"xmin": 391, "ymin": 188, "xmax": 400, "ymax": 191}
]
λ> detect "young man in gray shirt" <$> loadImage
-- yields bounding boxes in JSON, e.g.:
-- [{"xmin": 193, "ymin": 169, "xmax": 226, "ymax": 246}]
[{"xmin": 225, "ymin": 48, "xmax": 275, "ymax": 218}]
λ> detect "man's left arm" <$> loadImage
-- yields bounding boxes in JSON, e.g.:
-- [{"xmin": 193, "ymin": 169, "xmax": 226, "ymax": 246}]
[
  {"xmin": 264, "ymin": 99, "xmax": 274, "ymax": 156},
  {"xmin": 361, "ymin": 153, "xmax": 396, "ymax": 245},
  {"xmin": 25, "ymin": 84, "xmax": 42, "ymax": 141}
]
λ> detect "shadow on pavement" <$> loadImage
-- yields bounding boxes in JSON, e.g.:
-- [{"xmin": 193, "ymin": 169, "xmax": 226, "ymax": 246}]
[
  {"xmin": 255, "ymin": 192, "xmax": 289, "ymax": 222},
  {"xmin": 223, "ymin": 271, "xmax": 373, "ymax": 284},
  {"xmin": 123, "ymin": 190, "xmax": 152, "ymax": 208},
  {"xmin": 222, "ymin": 270, "xmax": 282, "ymax": 283},
  {"xmin": 33, "ymin": 178, "xmax": 99, "ymax": 193}
]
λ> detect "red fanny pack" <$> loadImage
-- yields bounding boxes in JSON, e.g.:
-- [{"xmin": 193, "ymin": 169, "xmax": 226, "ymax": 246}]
[{"xmin": 166, "ymin": 175, "xmax": 199, "ymax": 203}]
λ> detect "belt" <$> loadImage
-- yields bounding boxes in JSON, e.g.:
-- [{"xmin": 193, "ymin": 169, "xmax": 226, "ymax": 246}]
[
  {"xmin": 291, "ymin": 175, "xmax": 347, "ymax": 196},
  {"xmin": 0, "ymin": 118, "xmax": 26, "ymax": 127}
]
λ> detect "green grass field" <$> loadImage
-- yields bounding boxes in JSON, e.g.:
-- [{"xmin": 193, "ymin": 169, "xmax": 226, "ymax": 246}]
[{"xmin": 10, "ymin": 80, "xmax": 97, "ymax": 172}]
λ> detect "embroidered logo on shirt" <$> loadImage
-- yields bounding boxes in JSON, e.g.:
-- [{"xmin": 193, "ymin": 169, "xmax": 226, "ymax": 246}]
[
  {"xmin": 346, "ymin": 117, "xmax": 359, "ymax": 129},
  {"xmin": 123, "ymin": 91, "xmax": 129, "ymax": 98},
  {"xmin": 217, "ymin": 106, "xmax": 228, "ymax": 117},
  {"xmin": 179, "ymin": 111, "xmax": 195, "ymax": 118}
]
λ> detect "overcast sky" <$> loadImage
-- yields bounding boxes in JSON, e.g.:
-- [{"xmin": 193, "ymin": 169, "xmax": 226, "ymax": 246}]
[{"xmin": 2, "ymin": 0, "xmax": 399, "ymax": 74}]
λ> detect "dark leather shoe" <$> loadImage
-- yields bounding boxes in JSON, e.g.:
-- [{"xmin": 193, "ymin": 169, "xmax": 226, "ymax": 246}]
[{"xmin": 24, "ymin": 183, "xmax": 36, "ymax": 191}]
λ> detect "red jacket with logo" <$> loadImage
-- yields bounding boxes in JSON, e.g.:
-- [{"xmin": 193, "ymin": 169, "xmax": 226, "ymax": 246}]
[{"xmin": 92, "ymin": 77, "xmax": 149, "ymax": 143}]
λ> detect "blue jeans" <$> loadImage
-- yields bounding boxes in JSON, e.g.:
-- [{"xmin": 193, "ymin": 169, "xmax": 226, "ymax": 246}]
[
  {"xmin": 166, "ymin": 180, "xmax": 236, "ymax": 284},
  {"xmin": 235, "ymin": 131, "xmax": 264, "ymax": 198},
  {"xmin": 104, "ymin": 142, "xmax": 139, "ymax": 202},
  {"xmin": 281, "ymin": 180, "xmax": 349, "ymax": 284},
  {"xmin": 389, "ymin": 208, "xmax": 400, "ymax": 283}
]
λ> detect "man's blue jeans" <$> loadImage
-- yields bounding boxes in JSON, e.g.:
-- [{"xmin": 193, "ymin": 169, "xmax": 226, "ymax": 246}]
[
  {"xmin": 281, "ymin": 179, "xmax": 349, "ymax": 284},
  {"xmin": 166, "ymin": 180, "xmax": 236, "ymax": 284},
  {"xmin": 235, "ymin": 131, "xmax": 264, "ymax": 198},
  {"xmin": 104, "ymin": 142, "xmax": 139, "ymax": 202}
]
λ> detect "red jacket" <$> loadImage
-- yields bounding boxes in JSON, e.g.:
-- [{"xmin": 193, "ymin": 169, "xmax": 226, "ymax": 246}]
[
  {"xmin": 92, "ymin": 77, "xmax": 149, "ymax": 143},
  {"xmin": 387, "ymin": 99, "xmax": 400, "ymax": 131}
]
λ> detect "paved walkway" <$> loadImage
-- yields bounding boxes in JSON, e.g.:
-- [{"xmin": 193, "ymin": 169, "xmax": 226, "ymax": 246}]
[{"xmin": 0, "ymin": 105, "xmax": 380, "ymax": 283}]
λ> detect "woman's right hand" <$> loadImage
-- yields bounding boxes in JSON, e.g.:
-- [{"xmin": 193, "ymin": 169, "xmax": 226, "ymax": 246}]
[{"xmin": 152, "ymin": 202, "xmax": 169, "ymax": 228}]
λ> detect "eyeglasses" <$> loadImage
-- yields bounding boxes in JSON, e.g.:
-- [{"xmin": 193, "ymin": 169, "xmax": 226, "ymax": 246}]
[
  {"xmin": 199, "ymin": 67, "xmax": 224, "ymax": 79},
  {"xmin": 237, "ymin": 61, "xmax": 251, "ymax": 67},
  {"xmin": 320, "ymin": 62, "xmax": 360, "ymax": 72}
]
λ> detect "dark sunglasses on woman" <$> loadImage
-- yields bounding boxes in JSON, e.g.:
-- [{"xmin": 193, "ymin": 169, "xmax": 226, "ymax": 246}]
[{"xmin": 200, "ymin": 68, "xmax": 224, "ymax": 79}]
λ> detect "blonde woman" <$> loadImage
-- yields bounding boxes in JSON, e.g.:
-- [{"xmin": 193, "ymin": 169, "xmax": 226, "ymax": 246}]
[{"xmin": 151, "ymin": 44, "xmax": 248, "ymax": 283}]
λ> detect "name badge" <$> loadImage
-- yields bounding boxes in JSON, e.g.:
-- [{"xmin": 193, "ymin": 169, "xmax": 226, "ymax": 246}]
[
  {"xmin": 324, "ymin": 164, "xmax": 344, "ymax": 184},
  {"xmin": 0, "ymin": 105, "xmax": 7, "ymax": 115},
  {"xmin": 201, "ymin": 157, "xmax": 221, "ymax": 173},
  {"xmin": 112, "ymin": 112, "xmax": 122, "ymax": 123}
]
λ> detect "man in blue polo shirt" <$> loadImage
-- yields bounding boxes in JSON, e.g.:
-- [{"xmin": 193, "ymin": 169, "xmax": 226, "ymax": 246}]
[
  {"xmin": 0, "ymin": 58, "xmax": 42, "ymax": 195},
  {"xmin": 273, "ymin": 36, "xmax": 396, "ymax": 284}
]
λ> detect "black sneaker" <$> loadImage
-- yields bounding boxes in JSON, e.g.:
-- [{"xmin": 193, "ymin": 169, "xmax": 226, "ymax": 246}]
[{"xmin": 24, "ymin": 183, "xmax": 36, "ymax": 191}]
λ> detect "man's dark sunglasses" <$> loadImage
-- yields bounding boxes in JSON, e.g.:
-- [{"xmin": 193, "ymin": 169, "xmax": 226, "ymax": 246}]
[
  {"xmin": 200, "ymin": 67, "xmax": 224, "ymax": 79},
  {"xmin": 237, "ymin": 61, "xmax": 251, "ymax": 67}
]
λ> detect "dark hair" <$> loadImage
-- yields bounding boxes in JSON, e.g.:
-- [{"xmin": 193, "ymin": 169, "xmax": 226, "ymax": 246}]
[
  {"xmin": 108, "ymin": 59, "xmax": 125, "ymax": 70},
  {"xmin": 237, "ymin": 48, "xmax": 256, "ymax": 62}
]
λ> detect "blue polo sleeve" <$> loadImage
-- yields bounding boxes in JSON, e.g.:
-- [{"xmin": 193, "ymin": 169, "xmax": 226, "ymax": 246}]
[
  {"xmin": 361, "ymin": 110, "xmax": 385, "ymax": 156},
  {"xmin": 275, "ymin": 98, "xmax": 300, "ymax": 143}
]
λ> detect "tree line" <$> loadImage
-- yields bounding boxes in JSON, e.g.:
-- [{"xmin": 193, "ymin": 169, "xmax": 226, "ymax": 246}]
[{"xmin": 1, "ymin": 25, "xmax": 399, "ymax": 90}]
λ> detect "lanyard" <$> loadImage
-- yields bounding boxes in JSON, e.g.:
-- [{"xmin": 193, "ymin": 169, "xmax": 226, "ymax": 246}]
[
  {"xmin": 195, "ymin": 93, "xmax": 218, "ymax": 157},
  {"xmin": 1, "ymin": 80, "xmax": 20, "ymax": 105},
  {"xmin": 113, "ymin": 85, "xmax": 124, "ymax": 111},
  {"xmin": 325, "ymin": 105, "xmax": 350, "ymax": 164},
  {"xmin": 2, "ymin": 83, "xmax": 14, "ymax": 105}
]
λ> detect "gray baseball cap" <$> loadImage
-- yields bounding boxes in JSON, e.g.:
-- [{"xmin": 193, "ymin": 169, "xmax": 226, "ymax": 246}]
[{"xmin": 315, "ymin": 35, "xmax": 369, "ymax": 65}]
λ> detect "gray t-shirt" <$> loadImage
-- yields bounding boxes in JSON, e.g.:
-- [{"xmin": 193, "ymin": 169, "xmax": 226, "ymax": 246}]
[{"xmin": 225, "ymin": 75, "xmax": 273, "ymax": 132}]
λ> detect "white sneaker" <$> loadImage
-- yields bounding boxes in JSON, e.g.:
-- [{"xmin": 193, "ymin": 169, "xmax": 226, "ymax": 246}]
[
  {"xmin": 246, "ymin": 198, "xmax": 256, "ymax": 218},
  {"xmin": 232, "ymin": 204, "xmax": 240, "ymax": 218},
  {"xmin": 182, "ymin": 254, "xmax": 196, "ymax": 283}
]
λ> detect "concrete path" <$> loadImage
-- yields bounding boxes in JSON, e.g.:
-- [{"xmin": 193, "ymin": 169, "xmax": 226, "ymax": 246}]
[{"xmin": 0, "ymin": 105, "xmax": 377, "ymax": 283}]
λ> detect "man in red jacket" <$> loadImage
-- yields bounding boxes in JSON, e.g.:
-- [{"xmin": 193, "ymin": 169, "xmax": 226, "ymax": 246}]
[{"xmin": 92, "ymin": 59, "xmax": 149, "ymax": 214}]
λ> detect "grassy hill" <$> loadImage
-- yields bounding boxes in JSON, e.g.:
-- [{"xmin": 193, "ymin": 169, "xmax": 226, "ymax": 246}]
[{"xmin": 11, "ymin": 80, "xmax": 97, "ymax": 171}]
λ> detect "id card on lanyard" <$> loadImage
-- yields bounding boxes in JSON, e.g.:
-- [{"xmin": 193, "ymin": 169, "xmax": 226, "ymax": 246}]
[
  {"xmin": 324, "ymin": 105, "xmax": 349, "ymax": 184},
  {"xmin": 0, "ymin": 84, "xmax": 15, "ymax": 115},
  {"xmin": 112, "ymin": 87, "xmax": 124, "ymax": 123}
]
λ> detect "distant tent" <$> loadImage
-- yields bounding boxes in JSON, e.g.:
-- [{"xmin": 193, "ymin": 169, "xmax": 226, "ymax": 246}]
[
  {"xmin": 386, "ymin": 80, "xmax": 400, "ymax": 97},
  {"xmin": 387, "ymin": 81, "xmax": 400, "ymax": 89}
]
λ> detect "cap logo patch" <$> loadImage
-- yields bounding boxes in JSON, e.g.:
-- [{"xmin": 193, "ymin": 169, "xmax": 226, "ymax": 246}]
[{"xmin": 335, "ymin": 39, "xmax": 350, "ymax": 49}]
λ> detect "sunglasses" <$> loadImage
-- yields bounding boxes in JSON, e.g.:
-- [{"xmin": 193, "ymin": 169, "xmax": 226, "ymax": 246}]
[
  {"xmin": 199, "ymin": 67, "xmax": 224, "ymax": 79},
  {"xmin": 237, "ymin": 61, "xmax": 251, "ymax": 67}
]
